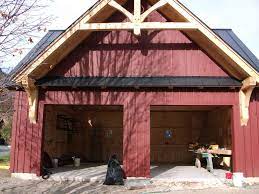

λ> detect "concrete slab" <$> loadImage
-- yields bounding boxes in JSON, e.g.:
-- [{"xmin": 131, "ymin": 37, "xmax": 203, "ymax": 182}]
[
  {"xmin": 48, "ymin": 163, "xmax": 227, "ymax": 186},
  {"xmin": 49, "ymin": 163, "xmax": 107, "ymax": 182},
  {"xmin": 151, "ymin": 165, "xmax": 226, "ymax": 186}
]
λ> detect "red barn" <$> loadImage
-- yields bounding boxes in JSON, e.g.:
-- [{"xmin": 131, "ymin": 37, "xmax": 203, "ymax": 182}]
[{"xmin": 7, "ymin": 0, "xmax": 259, "ymax": 178}]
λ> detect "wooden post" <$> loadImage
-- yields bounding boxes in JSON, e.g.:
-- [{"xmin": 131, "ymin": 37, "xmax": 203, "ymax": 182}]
[
  {"xmin": 239, "ymin": 77, "xmax": 256, "ymax": 126},
  {"xmin": 134, "ymin": 0, "xmax": 141, "ymax": 35},
  {"xmin": 23, "ymin": 77, "xmax": 39, "ymax": 124}
]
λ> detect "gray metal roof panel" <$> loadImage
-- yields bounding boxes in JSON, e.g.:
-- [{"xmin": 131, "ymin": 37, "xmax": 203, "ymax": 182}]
[
  {"xmin": 213, "ymin": 29, "xmax": 259, "ymax": 72},
  {"xmin": 8, "ymin": 30, "xmax": 64, "ymax": 79},
  {"xmin": 35, "ymin": 76, "xmax": 242, "ymax": 88}
]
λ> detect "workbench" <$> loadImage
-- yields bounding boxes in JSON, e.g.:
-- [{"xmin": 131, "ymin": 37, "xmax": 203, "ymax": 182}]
[{"xmin": 191, "ymin": 149, "xmax": 232, "ymax": 172}]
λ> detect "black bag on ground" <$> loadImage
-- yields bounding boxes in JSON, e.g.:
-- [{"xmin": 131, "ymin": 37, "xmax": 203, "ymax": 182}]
[
  {"xmin": 103, "ymin": 154, "xmax": 125, "ymax": 185},
  {"xmin": 42, "ymin": 152, "xmax": 53, "ymax": 169}
]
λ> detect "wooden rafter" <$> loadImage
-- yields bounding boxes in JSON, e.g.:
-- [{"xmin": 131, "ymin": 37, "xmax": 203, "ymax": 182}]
[{"xmin": 164, "ymin": 0, "xmax": 259, "ymax": 81}]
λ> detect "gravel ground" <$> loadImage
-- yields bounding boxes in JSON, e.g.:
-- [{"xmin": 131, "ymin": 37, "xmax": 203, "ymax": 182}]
[
  {"xmin": 1, "ymin": 170, "xmax": 259, "ymax": 194},
  {"xmin": 0, "ymin": 177, "xmax": 259, "ymax": 193}
]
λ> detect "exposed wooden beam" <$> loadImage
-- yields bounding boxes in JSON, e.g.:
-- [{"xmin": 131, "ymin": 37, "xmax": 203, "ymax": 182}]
[
  {"xmin": 241, "ymin": 76, "xmax": 257, "ymax": 91},
  {"xmin": 141, "ymin": 0, "xmax": 167, "ymax": 22},
  {"xmin": 108, "ymin": 0, "xmax": 134, "ymax": 22},
  {"xmin": 134, "ymin": 0, "xmax": 141, "ymax": 35},
  {"xmin": 23, "ymin": 77, "xmax": 39, "ymax": 124},
  {"xmin": 11, "ymin": 0, "xmax": 259, "ymax": 84},
  {"xmin": 239, "ymin": 77, "xmax": 256, "ymax": 126},
  {"xmin": 80, "ymin": 22, "xmax": 197, "ymax": 31}
]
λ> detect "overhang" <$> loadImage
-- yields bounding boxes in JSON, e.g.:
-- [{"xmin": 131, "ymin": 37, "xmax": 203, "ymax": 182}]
[{"xmin": 36, "ymin": 76, "xmax": 242, "ymax": 88}]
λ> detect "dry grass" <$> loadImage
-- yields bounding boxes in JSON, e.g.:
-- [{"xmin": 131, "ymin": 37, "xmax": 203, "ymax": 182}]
[{"xmin": 0, "ymin": 155, "xmax": 10, "ymax": 167}]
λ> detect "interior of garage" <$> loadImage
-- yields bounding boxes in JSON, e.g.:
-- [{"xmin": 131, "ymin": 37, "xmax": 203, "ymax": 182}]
[
  {"xmin": 150, "ymin": 105, "xmax": 232, "ymax": 177},
  {"xmin": 43, "ymin": 105, "xmax": 123, "ymax": 168}
]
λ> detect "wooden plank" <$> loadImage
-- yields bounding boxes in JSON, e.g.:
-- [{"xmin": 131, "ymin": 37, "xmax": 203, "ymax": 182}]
[
  {"xmin": 10, "ymin": 92, "xmax": 20, "ymax": 173},
  {"xmin": 17, "ymin": 92, "xmax": 27, "ymax": 172},
  {"xmin": 80, "ymin": 22, "xmax": 197, "ymax": 31},
  {"xmin": 141, "ymin": 0, "xmax": 167, "ymax": 22},
  {"xmin": 108, "ymin": 0, "xmax": 134, "ymax": 22},
  {"xmin": 208, "ymin": 149, "xmax": 232, "ymax": 155},
  {"xmin": 249, "ymin": 93, "xmax": 258, "ymax": 176}
]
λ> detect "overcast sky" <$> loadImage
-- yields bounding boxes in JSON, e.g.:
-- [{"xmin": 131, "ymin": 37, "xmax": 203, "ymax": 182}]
[{"xmin": 7, "ymin": 0, "xmax": 259, "ymax": 70}]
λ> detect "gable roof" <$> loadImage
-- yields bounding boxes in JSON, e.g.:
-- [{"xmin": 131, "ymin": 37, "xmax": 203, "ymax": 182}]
[
  {"xmin": 9, "ymin": 28, "xmax": 259, "ymax": 81},
  {"xmin": 214, "ymin": 29, "xmax": 259, "ymax": 72},
  {"xmin": 9, "ymin": 30, "xmax": 64, "ymax": 80},
  {"xmin": 8, "ymin": 0, "xmax": 259, "ymax": 85}
]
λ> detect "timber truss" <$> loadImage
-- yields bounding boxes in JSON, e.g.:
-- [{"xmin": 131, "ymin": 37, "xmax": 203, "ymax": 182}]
[
  {"xmin": 84, "ymin": 0, "xmax": 197, "ymax": 35},
  {"xmin": 11, "ymin": 0, "xmax": 259, "ymax": 126}
]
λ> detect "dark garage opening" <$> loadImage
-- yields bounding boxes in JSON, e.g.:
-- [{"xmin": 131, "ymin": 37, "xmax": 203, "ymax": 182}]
[
  {"xmin": 150, "ymin": 105, "xmax": 232, "ymax": 179},
  {"xmin": 42, "ymin": 105, "xmax": 123, "ymax": 177}
]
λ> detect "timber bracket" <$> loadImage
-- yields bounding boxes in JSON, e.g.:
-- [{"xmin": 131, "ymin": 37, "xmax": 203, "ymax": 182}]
[
  {"xmin": 239, "ymin": 77, "xmax": 256, "ymax": 126},
  {"xmin": 22, "ymin": 77, "xmax": 39, "ymax": 124}
]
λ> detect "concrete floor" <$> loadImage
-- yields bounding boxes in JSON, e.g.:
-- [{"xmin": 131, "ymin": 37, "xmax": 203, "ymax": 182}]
[
  {"xmin": 50, "ymin": 163, "xmax": 107, "ymax": 182},
  {"xmin": 49, "ymin": 163, "xmax": 227, "ymax": 185}
]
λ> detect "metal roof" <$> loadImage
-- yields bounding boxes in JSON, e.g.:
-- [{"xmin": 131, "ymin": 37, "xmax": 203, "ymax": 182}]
[
  {"xmin": 8, "ymin": 30, "xmax": 64, "ymax": 80},
  {"xmin": 36, "ymin": 76, "xmax": 242, "ymax": 88},
  {"xmin": 8, "ymin": 29, "xmax": 259, "ymax": 79},
  {"xmin": 213, "ymin": 29, "xmax": 259, "ymax": 72}
]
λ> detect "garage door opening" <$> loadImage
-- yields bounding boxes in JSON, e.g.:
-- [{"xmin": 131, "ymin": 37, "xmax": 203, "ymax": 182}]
[
  {"xmin": 42, "ymin": 105, "xmax": 123, "ymax": 180},
  {"xmin": 150, "ymin": 105, "xmax": 232, "ymax": 179}
]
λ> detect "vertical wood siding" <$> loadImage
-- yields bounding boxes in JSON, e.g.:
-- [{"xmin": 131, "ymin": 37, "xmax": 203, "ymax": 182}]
[
  {"xmin": 9, "ymin": 3, "xmax": 259, "ymax": 178},
  {"xmin": 11, "ymin": 89, "xmax": 259, "ymax": 177},
  {"xmin": 47, "ymin": 9, "xmax": 230, "ymax": 78},
  {"xmin": 10, "ymin": 91, "xmax": 44, "ymax": 176},
  {"xmin": 241, "ymin": 89, "xmax": 259, "ymax": 177}
]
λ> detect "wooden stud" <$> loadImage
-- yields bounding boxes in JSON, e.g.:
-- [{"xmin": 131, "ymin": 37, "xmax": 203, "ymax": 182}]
[{"xmin": 133, "ymin": 0, "xmax": 141, "ymax": 35}]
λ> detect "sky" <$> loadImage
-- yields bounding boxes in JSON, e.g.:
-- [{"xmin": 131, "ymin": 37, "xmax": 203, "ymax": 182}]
[{"xmin": 7, "ymin": 0, "xmax": 259, "ymax": 70}]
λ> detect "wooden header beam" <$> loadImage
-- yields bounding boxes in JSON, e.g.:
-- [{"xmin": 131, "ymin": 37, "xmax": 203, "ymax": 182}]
[{"xmin": 80, "ymin": 22, "xmax": 197, "ymax": 31}]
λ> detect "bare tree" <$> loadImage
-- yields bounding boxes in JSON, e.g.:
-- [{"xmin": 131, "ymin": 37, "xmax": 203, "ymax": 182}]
[{"xmin": 0, "ymin": 0, "xmax": 53, "ymax": 143}]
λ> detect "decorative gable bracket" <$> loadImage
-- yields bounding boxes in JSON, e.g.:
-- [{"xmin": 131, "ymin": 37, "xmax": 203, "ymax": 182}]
[
  {"xmin": 23, "ymin": 77, "xmax": 39, "ymax": 124},
  {"xmin": 239, "ymin": 77, "xmax": 256, "ymax": 126}
]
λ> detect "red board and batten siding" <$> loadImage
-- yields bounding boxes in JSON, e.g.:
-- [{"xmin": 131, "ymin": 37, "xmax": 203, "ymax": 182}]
[
  {"xmin": 9, "ymin": 7, "xmax": 259, "ymax": 177},
  {"xmin": 10, "ymin": 92, "xmax": 44, "ymax": 175},
  {"xmin": 48, "ymin": 10, "xmax": 229, "ymax": 78},
  {"xmin": 10, "ymin": 89, "xmax": 259, "ymax": 177}
]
